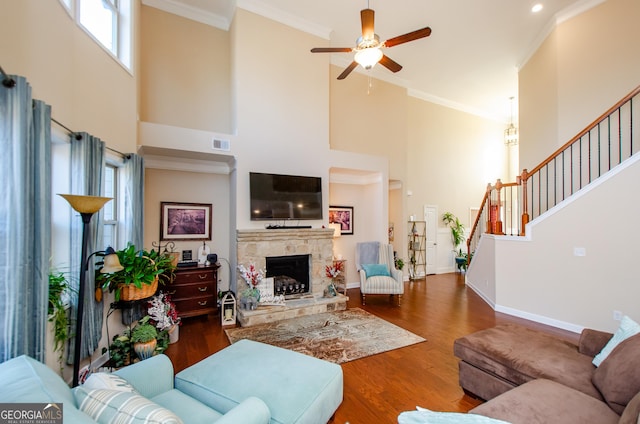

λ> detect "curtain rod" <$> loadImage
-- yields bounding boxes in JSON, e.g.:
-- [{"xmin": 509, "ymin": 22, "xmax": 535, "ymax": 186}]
[
  {"xmin": 51, "ymin": 118, "xmax": 130, "ymax": 159},
  {"xmin": 2, "ymin": 64, "xmax": 130, "ymax": 159},
  {"xmin": 1, "ymin": 65, "xmax": 16, "ymax": 88}
]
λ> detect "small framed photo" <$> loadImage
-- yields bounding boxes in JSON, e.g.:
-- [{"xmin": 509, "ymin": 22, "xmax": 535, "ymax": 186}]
[
  {"xmin": 160, "ymin": 202, "xmax": 212, "ymax": 241},
  {"xmin": 329, "ymin": 206, "xmax": 354, "ymax": 235}
]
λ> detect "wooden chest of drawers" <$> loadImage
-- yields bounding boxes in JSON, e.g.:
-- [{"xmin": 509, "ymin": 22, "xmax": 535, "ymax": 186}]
[{"xmin": 170, "ymin": 264, "xmax": 218, "ymax": 318}]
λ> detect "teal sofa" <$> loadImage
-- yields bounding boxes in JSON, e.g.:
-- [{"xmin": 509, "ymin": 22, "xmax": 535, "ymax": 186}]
[
  {"xmin": 0, "ymin": 340, "xmax": 343, "ymax": 424},
  {"xmin": 0, "ymin": 353, "xmax": 269, "ymax": 423}
]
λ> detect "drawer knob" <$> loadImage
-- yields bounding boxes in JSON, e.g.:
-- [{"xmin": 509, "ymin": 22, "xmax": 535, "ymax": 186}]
[
  {"xmin": 198, "ymin": 286, "xmax": 208, "ymax": 292},
  {"xmin": 198, "ymin": 300, "xmax": 208, "ymax": 306}
]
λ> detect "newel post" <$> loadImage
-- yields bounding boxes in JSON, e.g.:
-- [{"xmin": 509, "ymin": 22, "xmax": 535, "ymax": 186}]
[
  {"xmin": 519, "ymin": 169, "xmax": 529, "ymax": 236},
  {"xmin": 485, "ymin": 183, "xmax": 493, "ymax": 234},
  {"xmin": 493, "ymin": 179, "xmax": 504, "ymax": 235}
]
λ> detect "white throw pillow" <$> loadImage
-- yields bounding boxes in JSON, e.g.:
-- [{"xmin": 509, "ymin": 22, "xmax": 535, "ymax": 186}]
[
  {"xmin": 398, "ymin": 406, "xmax": 511, "ymax": 424},
  {"xmin": 592, "ymin": 315, "xmax": 640, "ymax": 367},
  {"xmin": 83, "ymin": 372, "xmax": 137, "ymax": 393}
]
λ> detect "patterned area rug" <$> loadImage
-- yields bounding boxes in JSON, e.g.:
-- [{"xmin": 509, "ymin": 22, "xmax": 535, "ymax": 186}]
[{"xmin": 225, "ymin": 308, "xmax": 426, "ymax": 364}]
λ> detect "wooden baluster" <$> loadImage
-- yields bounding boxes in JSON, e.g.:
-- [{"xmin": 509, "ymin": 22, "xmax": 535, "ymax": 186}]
[{"xmin": 520, "ymin": 169, "xmax": 529, "ymax": 236}]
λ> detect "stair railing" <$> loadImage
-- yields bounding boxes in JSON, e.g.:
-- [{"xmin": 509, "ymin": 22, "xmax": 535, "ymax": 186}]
[{"xmin": 466, "ymin": 84, "xmax": 640, "ymax": 266}]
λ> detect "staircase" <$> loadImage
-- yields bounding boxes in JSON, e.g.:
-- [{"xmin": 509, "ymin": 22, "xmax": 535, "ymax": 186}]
[
  {"xmin": 468, "ymin": 84, "xmax": 640, "ymax": 260},
  {"xmin": 462, "ymin": 84, "xmax": 640, "ymax": 332}
]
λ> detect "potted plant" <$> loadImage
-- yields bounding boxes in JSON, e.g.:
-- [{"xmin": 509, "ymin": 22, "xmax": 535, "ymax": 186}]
[
  {"xmin": 130, "ymin": 316, "xmax": 158, "ymax": 361},
  {"xmin": 96, "ymin": 243, "xmax": 176, "ymax": 302},
  {"xmin": 443, "ymin": 212, "xmax": 468, "ymax": 270},
  {"xmin": 394, "ymin": 257, "xmax": 405, "ymax": 271},
  {"xmin": 103, "ymin": 331, "xmax": 132, "ymax": 368},
  {"xmin": 48, "ymin": 270, "xmax": 73, "ymax": 375},
  {"xmin": 147, "ymin": 291, "xmax": 181, "ymax": 344},
  {"xmin": 237, "ymin": 263, "xmax": 264, "ymax": 310}
]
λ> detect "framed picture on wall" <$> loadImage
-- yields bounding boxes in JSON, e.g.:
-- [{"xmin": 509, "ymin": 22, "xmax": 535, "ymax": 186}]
[
  {"xmin": 160, "ymin": 202, "xmax": 212, "ymax": 241},
  {"xmin": 329, "ymin": 205, "xmax": 354, "ymax": 235}
]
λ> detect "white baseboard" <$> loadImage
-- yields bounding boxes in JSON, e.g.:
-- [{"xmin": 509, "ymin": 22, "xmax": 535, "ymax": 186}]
[{"xmin": 494, "ymin": 305, "xmax": 583, "ymax": 334}]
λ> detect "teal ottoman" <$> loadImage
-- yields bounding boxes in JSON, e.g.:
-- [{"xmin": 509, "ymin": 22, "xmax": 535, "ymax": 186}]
[{"xmin": 175, "ymin": 340, "xmax": 343, "ymax": 424}]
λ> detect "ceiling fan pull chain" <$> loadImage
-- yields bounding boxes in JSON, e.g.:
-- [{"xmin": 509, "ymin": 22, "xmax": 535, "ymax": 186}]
[{"xmin": 367, "ymin": 75, "xmax": 373, "ymax": 94}]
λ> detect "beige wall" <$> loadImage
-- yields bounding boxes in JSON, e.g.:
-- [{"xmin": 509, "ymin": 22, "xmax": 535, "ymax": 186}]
[
  {"xmin": 144, "ymin": 168, "xmax": 232, "ymax": 290},
  {"xmin": 329, "ymin": 66, "xmax": 409, "ymax": 183},
  {"xmin": 519, "ymin": 0, "xmax": 640, "ymax": 171},
  {"xmin": 0, "ymin": 1, "xmax": 138, "ymax": 153},
  {"xmin": 140, "ymin": 6, "xmax": 231, "ymax": 133},
  {"xmin": 406, "ymin": 97, "xmax": 505, "ymax": 267}
]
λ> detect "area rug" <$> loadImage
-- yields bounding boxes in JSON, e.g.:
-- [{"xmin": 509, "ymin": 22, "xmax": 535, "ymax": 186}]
[{"xmin": 225, "ymin": 308, "xmax": 426, "ymax": 364}]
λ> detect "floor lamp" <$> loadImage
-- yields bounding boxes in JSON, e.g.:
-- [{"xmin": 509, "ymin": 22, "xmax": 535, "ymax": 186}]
[{"xmin": 59, "ymin": 194, "xmax": 120, "ymax": 387}]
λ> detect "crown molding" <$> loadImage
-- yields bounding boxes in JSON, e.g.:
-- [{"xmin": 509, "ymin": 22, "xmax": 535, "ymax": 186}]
[
  {"xmin": 237, "ymin": 0, "xmax": 332, "ymax": 40},
  {"xmin": 142, "ymin": 0, "xmax": 231, "ymax": 30}
]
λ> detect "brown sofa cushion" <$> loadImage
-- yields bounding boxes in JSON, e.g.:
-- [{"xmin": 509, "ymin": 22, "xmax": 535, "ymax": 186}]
[
  {"xmin": 618, "ymin": 391, "xmax": 640, "ymax": 424},
  {"xmin": 470, "ymin": 379, "xmax": 620, "ymax": 424},
  {"xmin": 592, "ymin": 333, "xmax": 640, "ymax": 415},
  {"xmin": 454, "ymin": 324, "xmax": 602, "ymax": 400}
]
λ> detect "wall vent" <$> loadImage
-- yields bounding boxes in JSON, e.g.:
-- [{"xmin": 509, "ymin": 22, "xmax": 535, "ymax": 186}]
[{"xmin": 212, "ymin": 138, "xmax": 230, "ymax": 151}]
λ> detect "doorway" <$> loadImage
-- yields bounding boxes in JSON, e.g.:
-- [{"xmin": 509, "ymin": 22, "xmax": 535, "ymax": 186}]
[{"xmin": 423, "ymin": 205, "xmax": 438, "ymax": 275}]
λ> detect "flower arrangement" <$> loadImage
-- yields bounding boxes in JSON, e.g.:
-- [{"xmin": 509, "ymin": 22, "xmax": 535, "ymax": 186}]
[
  {"xmin": 238, "ymin": 263, "xmax": 265, "ymax": 289},
  {"xmin": 147, "ymin": 291, "xmax": 181, "ymax": 331},
  {"xmin": 325, "ymin": 261, "xmax": 344, "ymax": 279}
]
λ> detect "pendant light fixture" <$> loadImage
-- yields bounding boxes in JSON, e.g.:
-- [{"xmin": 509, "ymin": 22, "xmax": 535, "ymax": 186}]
[{"xmin": 504, "ymin": 96, "xmax": 518, "ymax": 146}]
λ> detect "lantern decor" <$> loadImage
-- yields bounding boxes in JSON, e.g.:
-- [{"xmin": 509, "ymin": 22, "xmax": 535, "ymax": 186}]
[{"xmin": 220, "ymin": 291, "xmax": 237, "ymax": 327}]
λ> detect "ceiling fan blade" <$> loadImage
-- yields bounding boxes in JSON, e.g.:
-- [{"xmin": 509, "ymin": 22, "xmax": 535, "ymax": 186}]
[
  {"xmin": 379, "ymin": 55, "xmax": 402, "ymax": 73},
  {"xmin": 337, "ymin": 61, "xmax": 358, "ymax": 80},
  {"xmin": 361, "ymin": 8, "xmax": 375, "ymax": 40},
  {"xmin": 311, "ymin": 47, "xmax": 353, "ymax": 53},
  {"xmin": 384, "ymin": 27, "xmax": 432, "ymax": 48}
]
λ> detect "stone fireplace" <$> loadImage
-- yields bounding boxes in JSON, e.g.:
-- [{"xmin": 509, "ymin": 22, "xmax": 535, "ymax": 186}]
[{"xmin": 236, "ymin": 228, "xmax": 348, "ymax": 326}]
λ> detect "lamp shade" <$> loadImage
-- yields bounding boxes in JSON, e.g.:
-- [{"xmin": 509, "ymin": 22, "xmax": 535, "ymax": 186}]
[
  {"xmin": 101, "ymin": 247, "xmax": 124, "ymax": 274},
  {"xmin": 355, "ymin": 47, "xmax": 383, "ymax": 70},
  {"xmin": 329, "ymin": 223, "xmax": 342, "ymax": 238},
  {"xmin": 58, "ymin": 194, "xmax": 112, "ymax": 214}
]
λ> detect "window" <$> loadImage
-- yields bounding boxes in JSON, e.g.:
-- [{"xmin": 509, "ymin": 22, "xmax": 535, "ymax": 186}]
[
  {"xmin": 103, "ymin": 164, "xmax": 118, "ymax": 250},
  {"xmin": 63, "ymin": 0, "xmax": 132, "ymax": 69}
]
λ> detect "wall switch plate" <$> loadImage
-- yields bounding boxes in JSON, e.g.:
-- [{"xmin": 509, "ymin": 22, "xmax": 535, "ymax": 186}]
[
  {"xmin": 613, "ymin": 310, "xmax": 623, "ymax": 321},
  {"xmin": 573, "ymin": 247, "xmax": 586, "ymax": 256}
]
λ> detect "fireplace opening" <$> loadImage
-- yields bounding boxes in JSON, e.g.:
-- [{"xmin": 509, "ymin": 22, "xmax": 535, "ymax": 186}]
[{"xmin": 266, "ymin": 254, "xmax": 310, "ymax": 298}]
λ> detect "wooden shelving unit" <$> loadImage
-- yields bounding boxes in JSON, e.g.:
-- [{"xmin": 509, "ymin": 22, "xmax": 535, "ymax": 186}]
[{"xmin": 408, "ymin": 220, "xmax": 426, "ymax": 279}]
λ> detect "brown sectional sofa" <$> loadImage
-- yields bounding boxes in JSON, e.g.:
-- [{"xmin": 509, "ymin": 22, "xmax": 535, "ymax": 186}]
[{"xmin": 453, "ymin": 323, "xmax": 640, "ymax": 424}]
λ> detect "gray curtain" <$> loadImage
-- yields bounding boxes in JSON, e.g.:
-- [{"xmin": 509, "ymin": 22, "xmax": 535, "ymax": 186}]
[
  {"xmin": 68, "ymin": 133, "xmax": 105, "ymax": 363},
  {"xmin": 0, "ymin": 76, "xmax": 52, "ymax": 362},
  {"xmin": 121, "ymin": 153, "xmax": 145, "ymax": 324}
]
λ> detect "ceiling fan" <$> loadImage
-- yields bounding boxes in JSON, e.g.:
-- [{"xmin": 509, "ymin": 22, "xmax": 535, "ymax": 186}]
[{"xmin": 311, "ymin": 7, "xmax": 432, "ymax": 80}]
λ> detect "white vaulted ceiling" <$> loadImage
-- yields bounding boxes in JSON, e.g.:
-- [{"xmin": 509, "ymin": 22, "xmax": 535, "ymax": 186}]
[{"xmin": 143, "ymin": 0, "xmax": 602, "ymax": 122}]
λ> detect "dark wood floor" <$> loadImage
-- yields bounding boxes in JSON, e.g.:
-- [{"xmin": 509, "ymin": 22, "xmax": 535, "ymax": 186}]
[{"xmin": 165, "ymin": 273, "xmax": 578, "ymax": 424}]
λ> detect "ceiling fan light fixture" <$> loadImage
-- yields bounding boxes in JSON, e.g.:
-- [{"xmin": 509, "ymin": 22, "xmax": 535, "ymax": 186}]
[{"xmin": 355, "ymin": 47, "xmax": 383, "ymax": 70}]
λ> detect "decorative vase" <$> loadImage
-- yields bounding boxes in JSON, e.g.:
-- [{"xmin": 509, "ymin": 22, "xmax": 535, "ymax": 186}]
[
  {"xmin": 168, "ymin": 325, "xmax": 179, "ymax": 344},
  {"xmin": 133, "ymin": 339, "xmax": 157, "ymax": 360}
]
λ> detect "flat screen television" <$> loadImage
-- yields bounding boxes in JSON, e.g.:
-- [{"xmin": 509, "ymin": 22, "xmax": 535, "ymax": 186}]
[{"xmin": 250, "ymin": 172, "xmax": 322, "ymax": 220}]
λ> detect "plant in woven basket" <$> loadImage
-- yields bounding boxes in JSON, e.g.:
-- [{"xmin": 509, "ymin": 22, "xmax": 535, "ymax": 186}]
[{"xmin": 96, "ymin": 243, "xmax": 175, "ymax": 301}]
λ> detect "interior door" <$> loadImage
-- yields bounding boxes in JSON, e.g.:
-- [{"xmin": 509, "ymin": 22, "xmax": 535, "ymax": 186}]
[{"xmin": 423, "ymin": 205, "xmax": 437, "ymax": 275}]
